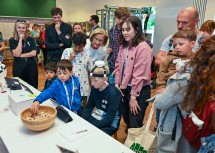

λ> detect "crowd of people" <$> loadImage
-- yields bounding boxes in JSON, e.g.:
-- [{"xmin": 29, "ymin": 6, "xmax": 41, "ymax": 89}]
[{"xmin": 0, "ymin": 5, "xmax": 214, "ymax": 153}]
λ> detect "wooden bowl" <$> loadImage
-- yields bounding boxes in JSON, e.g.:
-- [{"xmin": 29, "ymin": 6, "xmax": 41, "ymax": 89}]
[{"xmin": 20, "ymin": 105, "xmax": 57, "ymax": 131}]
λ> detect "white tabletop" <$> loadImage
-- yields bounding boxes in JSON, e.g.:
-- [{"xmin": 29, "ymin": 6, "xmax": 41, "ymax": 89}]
[{"xmin": 0, "ymin": 79, "xmax": 134, "ymax": 153}]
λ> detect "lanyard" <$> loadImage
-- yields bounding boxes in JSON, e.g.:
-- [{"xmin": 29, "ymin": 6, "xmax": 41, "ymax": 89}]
[
  {"xmin": 63, "ymin": 77, "xmax": 74, "ymax": 110},
  {"xmin": 121, "ymin": 47, "xmax": 129, "ymax": 82}
]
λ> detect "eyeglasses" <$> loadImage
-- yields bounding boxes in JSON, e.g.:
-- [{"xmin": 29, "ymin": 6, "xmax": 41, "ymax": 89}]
[
  {"xmin": 93, "ymin": 37, "xmax": 104, "ymax": 43},
  {"xmin": 16, "ymin": 20, "xmax": 26, "ymax": 23}
]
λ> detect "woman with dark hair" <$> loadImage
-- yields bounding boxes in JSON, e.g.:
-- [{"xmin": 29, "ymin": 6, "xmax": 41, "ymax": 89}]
[
  {"xmin": 115, "ymin": 16, "xmax": 153, "ymax": 128},
  {"xmin": 9, "ymin": 20, "xmax": 38, "ymax": 88}
]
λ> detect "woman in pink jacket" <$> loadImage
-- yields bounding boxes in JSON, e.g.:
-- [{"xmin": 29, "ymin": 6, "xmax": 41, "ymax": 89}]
[{"xmin": 115, "ymin": 16, "xmax": 153, "ymax": 129}]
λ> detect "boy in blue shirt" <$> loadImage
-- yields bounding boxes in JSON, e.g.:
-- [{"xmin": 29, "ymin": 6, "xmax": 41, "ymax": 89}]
[
  {"xmin": 43, "ymin": 62, "xmax": 57, "ymax": 90},
  {"xmin": 31, "ymin": 59, "xmax": 82, "ymax": 115}
]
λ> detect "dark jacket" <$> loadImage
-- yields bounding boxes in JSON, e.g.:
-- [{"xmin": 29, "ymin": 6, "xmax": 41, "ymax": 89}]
[
  {"xmin": 45, "ymin": 22, "xmax": 72, "ymax": 62},
  {"xmin": 82, "ymin": 85, "xmax": 122, "ymax": 129},
  {"xmin": 43, "ymin": 76, "xmax": 57, "ymax": 91}
]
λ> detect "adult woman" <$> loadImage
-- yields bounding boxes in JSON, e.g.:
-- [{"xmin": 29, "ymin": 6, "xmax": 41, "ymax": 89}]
[
  {"xmin": 9, "ymin": 20, "xmax": 38, "ymax": 88},
  {"xmin": 85, "ymin": 28, "xmax": 108, "ymax": 64},
  {"xmin": 181, "ymin": 36, "xmax": 215, "ymax": 151},
  {"xmin": 153, "ymin": 36, "xmax": 215, "ymax": 153},
  {"xmin": 115, "ymin": 16, "xmax": 153, "ymax": 128},
  {"xmin": 72, "ymin": 23, "xmax": 84, "ymax": 34}
]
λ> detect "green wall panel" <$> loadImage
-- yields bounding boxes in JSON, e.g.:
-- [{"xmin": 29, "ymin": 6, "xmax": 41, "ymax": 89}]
[{"xmin": 0, "ymin": 0, "xmax": 56, "ymax": 18}]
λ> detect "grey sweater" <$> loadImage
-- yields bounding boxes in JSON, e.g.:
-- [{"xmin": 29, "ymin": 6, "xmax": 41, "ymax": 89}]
[{"xmin": 154, "ymin": 70, "xmax": 196, "ymax": 153}]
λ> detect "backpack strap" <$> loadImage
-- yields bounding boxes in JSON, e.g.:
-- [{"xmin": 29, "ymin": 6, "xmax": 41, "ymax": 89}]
[{"xmin": 171, "ymin": 105, "xmax": 182, "ymax": 140}]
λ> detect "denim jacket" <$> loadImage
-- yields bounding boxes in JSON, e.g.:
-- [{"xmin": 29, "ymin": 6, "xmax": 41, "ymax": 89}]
[{"xmin": 198, "ymin": 134, "xmax": 215, "ymax": 153}]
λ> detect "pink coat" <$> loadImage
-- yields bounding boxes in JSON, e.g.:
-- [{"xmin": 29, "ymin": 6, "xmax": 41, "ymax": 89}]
[{"xmin": 115, "ymin": 41, "xmax": 153, "ymax": 97}]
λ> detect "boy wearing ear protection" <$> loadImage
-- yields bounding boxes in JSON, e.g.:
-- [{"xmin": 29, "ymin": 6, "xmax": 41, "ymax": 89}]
[{"xmin": 82, "ymin": 61, "xmax": 122, "ymax": 136}]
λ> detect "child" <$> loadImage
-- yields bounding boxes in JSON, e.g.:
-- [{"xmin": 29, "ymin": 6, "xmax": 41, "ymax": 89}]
[
  {"xmin": 31, "ymin": 59, "xmax": 82, "ymax": 115},
  {"xmin": 82, "ymin": 61, "xmax": 122, "ymax": 136},
  {"xmin": 43, "ymin": 62, "xmax": 57, "ymax": 90},
  {"xmin": 154, "ymin": 28, "xmax": 196, "ymax": 131},
  {"xmin": 156, "ymin": 28, "xmax": 196, "ymax": 93},
  {"xmin": 68, "ymin": 32, "xmax": 93, "ymax": 107},
  {"xmin": 115, "ymin": 16, "xmax": 152, "ymax": 129}
]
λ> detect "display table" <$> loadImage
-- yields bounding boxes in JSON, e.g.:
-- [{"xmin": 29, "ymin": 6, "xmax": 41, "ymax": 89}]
[{"xmin": 0, "ymin": 78, "xmax": 134, "ymax": 153}]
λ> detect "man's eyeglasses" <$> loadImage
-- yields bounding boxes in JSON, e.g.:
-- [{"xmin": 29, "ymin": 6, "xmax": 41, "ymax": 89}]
[{"xmin": 16, "ymin": 20, "xmax": 26, "ymax": 23}]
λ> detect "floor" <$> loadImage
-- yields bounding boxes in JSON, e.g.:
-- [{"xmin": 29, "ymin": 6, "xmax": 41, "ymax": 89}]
[{"xmin": 3, "ymin": 60, "xmax": 157, "ymax": 144}]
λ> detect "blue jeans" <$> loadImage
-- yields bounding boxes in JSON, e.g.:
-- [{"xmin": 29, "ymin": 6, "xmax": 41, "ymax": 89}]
[{"xmin": 198, "ymin": 134, "xmax": 215, "ymax": 153}]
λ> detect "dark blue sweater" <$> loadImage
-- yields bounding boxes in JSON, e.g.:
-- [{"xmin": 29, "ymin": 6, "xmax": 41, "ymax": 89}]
[{"xmin": 82, "ymin": 85, "xmax": 122, "ymax": 129}]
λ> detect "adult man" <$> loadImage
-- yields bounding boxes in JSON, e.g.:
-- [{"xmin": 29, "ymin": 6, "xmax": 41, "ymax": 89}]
[
  {"xmin": 45, "ymin": 7, "xmax": 72, "ymax": 63},
  {"xmin": 0, "ymin": 32, "xmax": 5, "ymax": 62},
  {"xmin": 155, "ymin": 7, "xmax": 209, "ymax": 66},
  {"xmin": 89, "ymin": 15, "xmax": 100, "ymax": 34}
]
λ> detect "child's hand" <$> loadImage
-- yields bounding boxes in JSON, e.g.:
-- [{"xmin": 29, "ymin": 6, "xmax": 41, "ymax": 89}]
[
  {"xmin": 69, "ymin": 51, "xmax": 76, "ymax": 60},
  {"xmin": 31, "ymin": 101, "xmax": 40, "ymax": 115},
  {"xmin": 156, "ymin": 88, "xmax": 165, "ymax": 94}
]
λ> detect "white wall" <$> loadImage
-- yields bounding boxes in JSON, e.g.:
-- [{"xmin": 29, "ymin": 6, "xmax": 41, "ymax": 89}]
[
  {"xmin": 204, "ymin": 0, "xmax": 215, "ymax": 21},
  {"xmin": 57, "ymin": 0, "xmax": 156, "ymax": 22},
  {"xmin": 152, "ymin": 0, "xmax": 193, "ymax": 55},
  {"xmin": 124, "ymin": 0, "xmax": 156, "ymax": 8}
]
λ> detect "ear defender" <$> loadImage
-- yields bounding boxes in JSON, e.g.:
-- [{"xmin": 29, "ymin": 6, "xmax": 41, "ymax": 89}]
[{"xmin": 90, "ymin": 61, "xmax": 107, "ymax": 77}]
